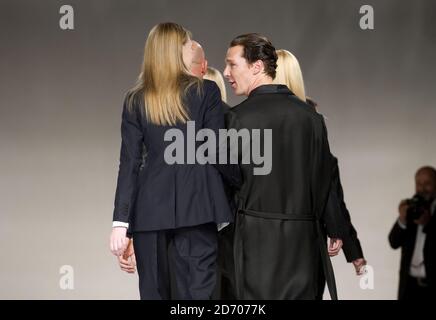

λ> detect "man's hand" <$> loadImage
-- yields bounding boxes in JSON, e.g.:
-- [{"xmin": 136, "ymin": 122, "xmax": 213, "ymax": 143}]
[
  {"xmin": 352, "ymin": 258, "xmax": 367, "ymax": 275},
  {"xmin": 398, "ymin": 199, "xmax": 409, "ymax": 225},
  {"xmin": 328, "ymin": 238, "xmax": 343, "ymax": 257},
  {"xmin": 118, "ymin": 239, "xmax": 136, "ymax": 274},
  {"xmin": 110, "ymin": 227, "xmax": 128, "ymax": 256}
]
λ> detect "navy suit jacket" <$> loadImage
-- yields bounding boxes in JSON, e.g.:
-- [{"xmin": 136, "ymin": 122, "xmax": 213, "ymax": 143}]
[{"xmin": 113, "ymin": 80, "xmax": 237, "ymax": 232}]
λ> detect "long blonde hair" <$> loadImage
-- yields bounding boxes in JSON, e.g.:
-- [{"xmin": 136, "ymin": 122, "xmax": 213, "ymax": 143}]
[
  {"xmin": 274, "ymin": 49, "xmax": 306, "ymax": 101},
  {"xmin": 127, "ymin": 22, "xmax": 201, "ymax": 126},
  {"xmin": 204, "ymin": 67, "xmax": 227, "ymax": 103}
]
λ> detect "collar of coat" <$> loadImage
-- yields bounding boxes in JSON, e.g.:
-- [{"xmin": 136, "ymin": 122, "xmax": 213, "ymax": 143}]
[{"xmin": 248, "ymin": 84, "xmax": 295, "ymax": 98}]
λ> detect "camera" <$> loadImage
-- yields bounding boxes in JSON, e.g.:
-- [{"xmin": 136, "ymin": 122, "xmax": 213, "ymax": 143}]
[{"xmin": 406, "ymin": 194, "xmax": 431, "ymax": 220}]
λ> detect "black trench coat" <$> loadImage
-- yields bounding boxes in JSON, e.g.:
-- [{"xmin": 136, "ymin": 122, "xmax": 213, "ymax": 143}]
[{"xmin": 221, "ymin": 84, "xmax": 342, "ymax": 300}]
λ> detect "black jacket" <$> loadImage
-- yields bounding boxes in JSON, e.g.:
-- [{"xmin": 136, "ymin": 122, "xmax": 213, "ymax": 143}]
[
  {"xmin": 112, "ymin": 80, "xmax": 236, "ymax": 232},
  {"xmin": 324, "ymin": 157, "xmax": 364, "ymax": 262},
  {"xmin": 306, "ymin": 98, "xmax": 363, "ymax": 261},
  {"xmin": 388, "ymin": 205, "xmax": 436, "ymax": 299},
  {"xmin": 223, "ymin": 84, "xmax": 340, "ymax": 299}
]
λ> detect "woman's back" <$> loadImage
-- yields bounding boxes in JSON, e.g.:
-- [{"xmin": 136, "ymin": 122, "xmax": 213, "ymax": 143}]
[{"xmin": 114, "ymin": 80, "xmax": 233, "ymax": 232}]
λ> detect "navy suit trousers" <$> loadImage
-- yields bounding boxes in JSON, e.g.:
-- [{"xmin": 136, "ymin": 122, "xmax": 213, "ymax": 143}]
[{"xmin": 133, "ymin": 223, "xmax": 217, "ymax": 300}]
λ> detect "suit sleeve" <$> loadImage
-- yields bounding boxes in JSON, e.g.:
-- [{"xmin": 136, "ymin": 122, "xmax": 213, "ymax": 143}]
[
  {"xmin": 112, "ymin": 96, "xmax": 144, "ymax": 224},
  {"xmin": 316, "ymin": 118, "xmax": 347, "ymax": 240},
  {"xmin": 329, "ymin": 157, "xmax": 364, "ymax": 261},
  {"xmin": 389, "ymin": 220, "xmax": 408, "ymax": 249},
  {"xmin": 322, "ymin": 156, "xmax": 348, "ymax": 240}
]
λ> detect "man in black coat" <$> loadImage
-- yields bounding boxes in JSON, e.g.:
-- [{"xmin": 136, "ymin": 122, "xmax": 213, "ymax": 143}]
[
  {"xmin": 389, "ymin": 166, "xmax": 436, "ymax": 300},
  {"xmin": 220, "ymin": 33, "xmax": 344, "ymax": 300}
]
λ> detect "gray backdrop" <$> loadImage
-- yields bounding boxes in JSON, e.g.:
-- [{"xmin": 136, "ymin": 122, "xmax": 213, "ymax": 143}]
[{"xmin": 1, "ymin": 0, "xmax": 435, "ymax": 299}]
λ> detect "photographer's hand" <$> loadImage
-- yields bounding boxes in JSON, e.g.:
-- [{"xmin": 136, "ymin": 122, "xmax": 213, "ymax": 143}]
[{"xmin": 398, "ymin": 199, "xmax": 409, "ymax": 225}]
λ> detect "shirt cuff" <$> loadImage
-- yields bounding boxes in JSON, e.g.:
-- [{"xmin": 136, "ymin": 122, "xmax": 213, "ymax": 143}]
[
  {"xmin": 397, "ymin": 218, "xmax": 407, "ymax": 230},
  {"xmin": 113, "ymin": 221, "xmax": 129, "ymax": 228},
  {"xmin": 218, "ymin": 222, "xmax": 230, "ymax": 231}
]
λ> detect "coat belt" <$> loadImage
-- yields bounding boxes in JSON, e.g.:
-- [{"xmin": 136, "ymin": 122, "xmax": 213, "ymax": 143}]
[
  {"xmin": 240, "ymin": 209, "xmax": 317, "ymax": 221},
  {"xmin": 234, "ymin": 208, "xmax": 338, "ymax": 300}
]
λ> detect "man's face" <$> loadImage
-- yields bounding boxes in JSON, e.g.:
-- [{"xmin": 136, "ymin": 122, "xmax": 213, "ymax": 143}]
[
  {"xmin": 223, "ymin": 45, "xmax": 255, "ymax": 96},
  {"xmin": 190, "ymin": 41, "xmax": 207, "ymax": 79},
  {"xmin": 415, "ymin": 171, "xmax": 436, "ymax": 201}
]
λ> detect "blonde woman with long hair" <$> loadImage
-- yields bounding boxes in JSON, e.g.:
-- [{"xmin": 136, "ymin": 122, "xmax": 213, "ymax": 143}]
[
  {"xmin": 274, "ymin": 49, "xmax": 317, "ymax": 109},
  {"xmin": 109, "ymin": 22, "xmax": 236, "ymax": 300},
  {"xmin": 274, "ymin": 49, "xmax": 306, "ymax": 101}
]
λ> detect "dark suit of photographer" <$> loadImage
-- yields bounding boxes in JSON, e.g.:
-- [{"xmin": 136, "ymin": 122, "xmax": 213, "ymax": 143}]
[{"xmin": 389, "ymin": 166, "xmax": 436, "ymax": 300}]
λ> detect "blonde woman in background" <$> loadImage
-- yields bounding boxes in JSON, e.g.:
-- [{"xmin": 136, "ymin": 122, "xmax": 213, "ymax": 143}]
[
  {"xmin": 204, "ymin": 67, "xmax": 227, "ymax": 103},
  {"xmin": 274, "ymin": 49, "xmax": 306, "ymax": 101},
  {"xmin": 274, "ymin": 49, "xmax": 320, "ymax": 109},
  {"xmin": 274, "ymin": 48, "xmax": 367, "ymax": 299}
]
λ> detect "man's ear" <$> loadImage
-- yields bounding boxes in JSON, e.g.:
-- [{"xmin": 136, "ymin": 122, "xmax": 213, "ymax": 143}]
[
  {"xmin": 202, "ymin": 59, "xmax": 208, "ymax": 76},
  {"xmin": 252, "ymin": 60, "xmax": 264, "ymax": 75}
]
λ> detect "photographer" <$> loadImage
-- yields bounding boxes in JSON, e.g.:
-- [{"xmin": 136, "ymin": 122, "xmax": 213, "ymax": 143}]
[{"xmin": 389, "ymin": 166, "xmax": 436, "ymax": 300}]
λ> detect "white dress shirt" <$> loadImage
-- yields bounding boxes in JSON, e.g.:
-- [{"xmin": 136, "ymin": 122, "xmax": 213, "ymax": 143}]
[{"xmin": 398, "ymin": 199, "xmax": 436, "ymax": 278}]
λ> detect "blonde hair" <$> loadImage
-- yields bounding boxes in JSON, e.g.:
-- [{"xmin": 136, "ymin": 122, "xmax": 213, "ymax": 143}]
[
  {"xmin": 203, "ymin": 67, "xmax": 227, "ymax": 103},
  {"xmin": 274, "ymin": 49, "xmax": 306, "ymax": 101},
  {"xmin": 127, "ymin": 22, "xmax": 201, "ymax": 126}
]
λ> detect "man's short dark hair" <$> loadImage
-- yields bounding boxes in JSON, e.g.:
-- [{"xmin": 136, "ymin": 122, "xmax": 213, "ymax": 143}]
[
  {"xmin": 230, "ymin": 33, "xmax": 278, "ymax": 79},
  {"xmin": 416, "ymin": 166, "xmax": 436, "ymax": 182}
]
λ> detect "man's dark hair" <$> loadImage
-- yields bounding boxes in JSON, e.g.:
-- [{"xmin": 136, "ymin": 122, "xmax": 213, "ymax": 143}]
[
  {"xmin": 416, "ymin": 166, "xmax": 436, "ymax": 182},
  {"xmin": 230, "ymin": 33, "xmax": 278, "ymax": 79}
]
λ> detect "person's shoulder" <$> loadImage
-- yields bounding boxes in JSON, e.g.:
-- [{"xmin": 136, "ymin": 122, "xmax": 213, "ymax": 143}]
[
  {"xmin": 229, "ymin": 97, "xmax": 250, "ymax": 114},
  {"xmin": 222, "ymin": 101, "xmax": 231, "ymax": 111},
  {"xmin": 201, "ymin": 79, "xmax": 223, "ymax": 105},
  {"xmin": 202, "ymin": 78, "xmax": 218, "ymax": 89},
  {"xmin": 119, "ymin": 89, "xmax": 145, "ymax": 124},
  {"xmin": 187, "ymin": 78, "xmax": 217, "ymax": 91},
  {"xmin": 306, "ymin": 97, "xmax": 318, "ymax": 109},
  {"xmin": 124, "ymin": 88, "xmax": 142, "ymax": 103},
  {"xmin": 202, "ymin": 79, "xmax": 221, "ymax": 97},
  {"xmin": 301, "ymin": 97, "xmax": 324, "ymax": 121},
  {"xmin": 292, "ymin": 96, "xmax": 322, "ymax": 120},
  {"xmin": 186, "ymin": 78, "xmax": 220, "ymax": 98},
  {"xmin": 123, "ymin": 89, "xmax": 143, "ymax": 113}
]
